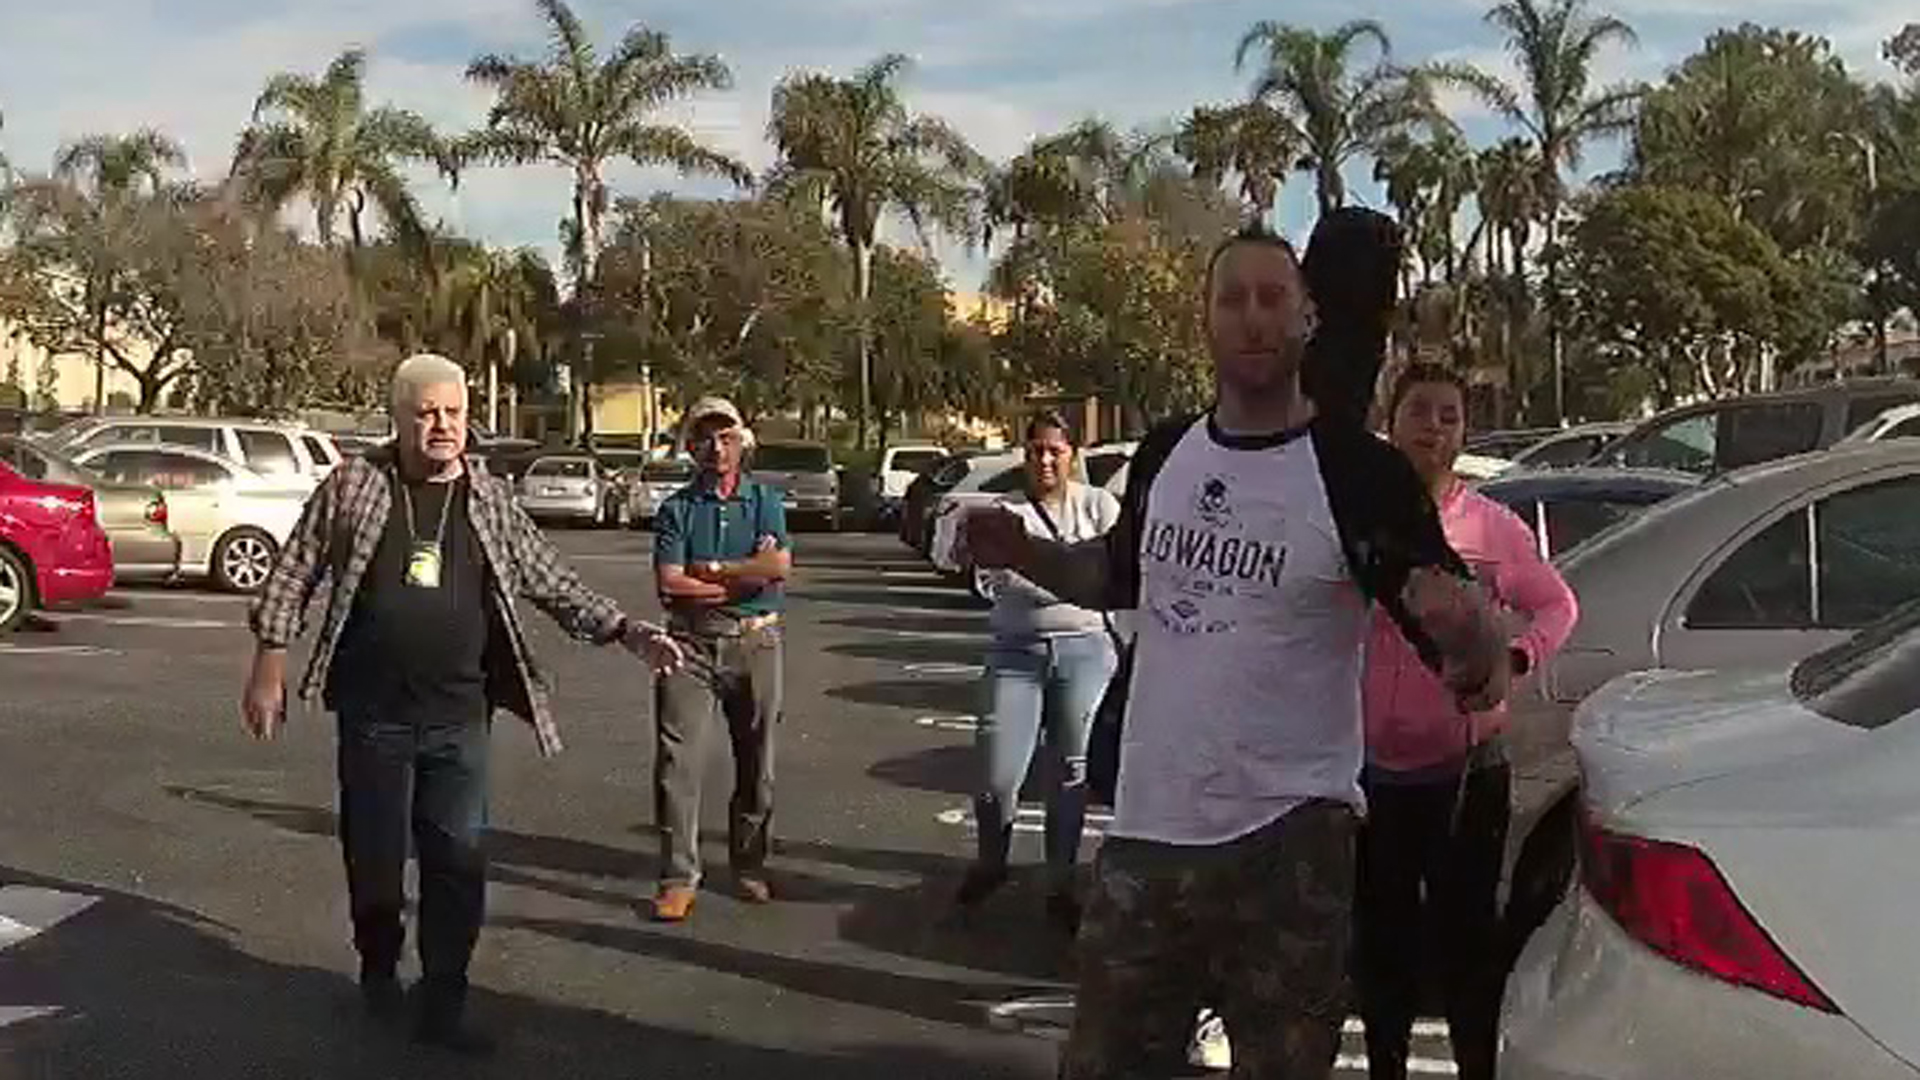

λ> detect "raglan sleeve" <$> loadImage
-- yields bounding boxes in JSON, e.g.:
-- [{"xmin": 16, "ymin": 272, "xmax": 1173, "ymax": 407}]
[{"xmin": 1331, "ymin": 430, "xmax": 1471, "ymax": 672}]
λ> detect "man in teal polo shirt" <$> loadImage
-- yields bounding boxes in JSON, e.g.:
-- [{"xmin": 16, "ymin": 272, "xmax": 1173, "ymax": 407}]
[{"xmin": 650, "ymin": 396, "xmax": 792, "ymax": 922}]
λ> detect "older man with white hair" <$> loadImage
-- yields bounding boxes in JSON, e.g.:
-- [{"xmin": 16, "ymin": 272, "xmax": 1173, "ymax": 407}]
[{"xmin": 241, "ymin": 353, "xmax": 681, "ymax": 1055}]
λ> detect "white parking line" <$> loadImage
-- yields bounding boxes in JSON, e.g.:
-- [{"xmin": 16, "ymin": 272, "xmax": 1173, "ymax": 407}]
[
  {"xmin": 871, "ymin": 627, "xmax": 984, "ymax": 641},
  {"xmin": 937, "ymin": 804, "xmax": 1114, "ymax": 836},
  {"xmin": 984, "ymin": 997, "xmax": 1457, "ymax": 1074},
  {"xmin": 0, "ymin": 886, "xmax": 101, "ymax": 1031},
  {"xmin": 903, "ymin": 662, "xmax": 984, "ymax": 677},
  {"xmin": 105, "ymin": 589, "xmax": 250, "ymax": 605},
  {"xmin": 0, "ymin": 643, "xmax": 121, "ymax": 657},
  {"xmin": 915, "ymin": 714, "xmax": 981, "ymax": 732},
  {"xmin": 54, "ymin": 613, "xmax": 238, "ymax": 630}
]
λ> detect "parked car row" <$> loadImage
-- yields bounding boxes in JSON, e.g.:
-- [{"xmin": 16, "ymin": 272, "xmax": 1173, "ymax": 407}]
[{"xmin": 0, "ymin": 416, "xmax": 348, "ymax": 633}]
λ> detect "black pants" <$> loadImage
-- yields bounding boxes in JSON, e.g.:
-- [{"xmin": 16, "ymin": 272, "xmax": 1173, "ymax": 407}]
[
  {"xmin": 1355, "ymin": 763, "xmax": 1511, "ymax": 1080},
  {"xmin": 336, "ymin": 705, "xmax": 491, "ymax": 1003}
]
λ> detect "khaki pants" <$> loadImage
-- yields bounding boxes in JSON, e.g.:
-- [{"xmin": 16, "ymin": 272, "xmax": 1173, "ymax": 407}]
[{"xmin": 653, "ymin": 622, "xmax": 783, "ymax": 886}]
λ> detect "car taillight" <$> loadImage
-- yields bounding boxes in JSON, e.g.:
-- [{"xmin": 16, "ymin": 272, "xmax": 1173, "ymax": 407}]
[
  {"xmin": 1580, "ymin": 815, "xmax": 1838, "ymax": 1012},
  {"xmin": 146, "ymin": 494, "xmax": 168, "ymax": 527}
]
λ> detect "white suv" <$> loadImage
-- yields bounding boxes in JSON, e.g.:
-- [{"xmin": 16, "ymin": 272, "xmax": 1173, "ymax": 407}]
[{"xmin": 42, "ymin": 417, "xmax": 341, "ymax": 486}]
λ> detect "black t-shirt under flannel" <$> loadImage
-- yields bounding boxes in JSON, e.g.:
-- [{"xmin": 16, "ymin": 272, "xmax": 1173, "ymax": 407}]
[{"xmin": 330, "ymin": 473, "xmax": 493, "ymax": 721}]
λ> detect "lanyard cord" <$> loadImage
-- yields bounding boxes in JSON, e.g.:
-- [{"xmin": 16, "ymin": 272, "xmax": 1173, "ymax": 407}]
[{"xmin": 398, "ymin": 471, "xmax": 454, "ymax": 549}]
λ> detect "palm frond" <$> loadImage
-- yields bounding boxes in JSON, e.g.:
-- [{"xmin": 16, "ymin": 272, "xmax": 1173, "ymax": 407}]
[{"xmin": 607, "ymin": 124, "xmax": 754, "ymax": 187}]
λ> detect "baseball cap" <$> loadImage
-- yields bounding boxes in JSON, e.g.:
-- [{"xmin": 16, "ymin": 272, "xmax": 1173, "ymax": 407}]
[{"xmin": 681, "ymin": 395, "xmax": 752, "ymax": 448}]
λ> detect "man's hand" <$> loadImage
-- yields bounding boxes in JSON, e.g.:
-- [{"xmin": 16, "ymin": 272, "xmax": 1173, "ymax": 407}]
[
  {"xmin": 241, "ymin": 649, "xmax": 288, "ymax": 740},
  {"xmin": 962, "ymin": 506, "xmax": 1033, "ymax": 570},
  {"xmin": 1403, "ymin": 568, "xmax": 1510, "ymax": 712},
  {"xmin": 623, "ymin": 620, "xmax": 687, "ymax": 675}
]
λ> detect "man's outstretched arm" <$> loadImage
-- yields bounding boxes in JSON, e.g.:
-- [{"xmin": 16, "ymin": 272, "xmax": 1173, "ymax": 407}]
[{"xmin": 968, "ymin": 506, "xmax": 1122, "ymax": 612}]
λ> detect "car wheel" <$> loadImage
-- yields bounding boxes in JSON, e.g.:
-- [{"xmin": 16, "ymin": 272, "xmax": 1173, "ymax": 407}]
[
  {"xmin": 0, "ymin": 545, "xmax": 34, "ymax": 634},
  {"xmin": 1503, "ymin": 792, "xmax": 1579, "ymax": 971},
  {"xmin": 212, "ymin": 527, "xmax": 278, "ymax": 594}
]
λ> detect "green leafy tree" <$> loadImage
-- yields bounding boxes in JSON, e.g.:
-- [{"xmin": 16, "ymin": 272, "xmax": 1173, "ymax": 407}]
[
  {"xmin": 233, "ymin": 49, "xmax": 452, "ymax": 251},
  {"xmin": 769, "ymin": 52, "xmax": 985, "ymax": 448},
  {"xmin": 0, "ymin": 133, "xmax": 195, "ymax": 413},
  {"xmin": 1234, "ymin": 19, "xmax": 1443, "ymax": 216},
  {"xmin": 1632, "ymin": 26, "xmax": 1867, "ymax": 254},
  {"xmin": 176, "ymin": 207, "xmax": 394, "ymax": 416},
  {"xmin": 1566, "ymin": 184, "xmax": 1808, "ymax": 409}
]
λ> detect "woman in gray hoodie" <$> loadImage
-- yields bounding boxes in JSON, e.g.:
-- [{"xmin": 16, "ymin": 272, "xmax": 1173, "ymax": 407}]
[{"xmin": 955, "ymin": 411, "xmax": 1122, "ymax": 932}]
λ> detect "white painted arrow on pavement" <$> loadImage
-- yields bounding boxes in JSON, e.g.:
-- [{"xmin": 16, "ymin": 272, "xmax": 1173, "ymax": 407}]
[{"xmin": 0, "ymin": 885, "xmax": 101, "ymax": 1030}]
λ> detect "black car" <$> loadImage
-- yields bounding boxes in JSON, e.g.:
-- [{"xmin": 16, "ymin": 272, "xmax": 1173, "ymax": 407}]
[
  {"xmin": 1590, "ymin": 380, "xmax": 1920, "ymax": 475},
  {"xmin": 1478, "ymin": 468, "xmax": 1703, "ymax": 561}
]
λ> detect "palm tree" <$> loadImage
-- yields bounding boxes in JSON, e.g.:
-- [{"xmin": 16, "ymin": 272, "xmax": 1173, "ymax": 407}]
[
  {"xmin": 233, "ymin": 49, "xmax": 450, "ymax": 251},
  {"xmin": 1435, "ymin": 0, "xmax": 1642, "ymax": 422},
  {"xmin": 54, "ymin": 129, "xmax": 186, "ymax": 197},
  {"xmin": 463, "ymin": 0, "xmax": 751, "ymax": 295},
  {"xmin": 768, "ymin": 52, "xmax": 985, "ymax": 449},
  {"xmin": 440, "ymin": 246, "xmax": 556, "ymax": 430},
  {"xmin": 1234, "ymin": 19, "xmax": 1442, "ymax": 216},
  {"xmin": 1174, "ymin": 101, "xmax": 1298, "ymax": 223}
]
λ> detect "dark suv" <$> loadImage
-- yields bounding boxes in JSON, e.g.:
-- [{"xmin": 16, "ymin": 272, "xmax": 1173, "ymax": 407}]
[{"xmin": 1591, "ymin": 380, "xmax": 1920, "ymax": 475}]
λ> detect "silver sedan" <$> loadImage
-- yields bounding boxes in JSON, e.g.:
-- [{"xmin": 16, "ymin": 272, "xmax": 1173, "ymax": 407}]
[
  {"xmin": 1504, "ymin": 605, "xmax": 1920, "ymax": 1078},
  {"xmin": 1506, "ymin": 440, "xmax": 1920, "ymax": 946}
]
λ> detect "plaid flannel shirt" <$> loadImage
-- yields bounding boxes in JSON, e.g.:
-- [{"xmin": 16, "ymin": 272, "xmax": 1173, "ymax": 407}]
[{"xmin": 248, "ymin": 446, "xmax": 630, "ymax": 756}]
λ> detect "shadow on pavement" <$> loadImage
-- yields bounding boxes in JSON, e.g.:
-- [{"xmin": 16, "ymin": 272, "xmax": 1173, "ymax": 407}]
[
  {"xmin": 867, "ymin": 745, "xmax": 977, "ymax": 797},
  {"xmin": 826, "ymin": 679, "xmax": 977, "ymax": 713},
  {"xmin": 0, "ymin": 866, "xmax": 1029, "ymax": 1080},
  {"xmin": 162, "ymin": 788, "xmax": 1075, "ymax": 999},
  {"xmin": 827, "ymin": 639, "xmax": 985, "ymax": 667},
  {"xmin": 807, "ymin": 587, "xmax": 984, "ymax": 614},
  {"xmin": 499, "ymin": 916, "xmax": 1056, "ymax": 1031}
]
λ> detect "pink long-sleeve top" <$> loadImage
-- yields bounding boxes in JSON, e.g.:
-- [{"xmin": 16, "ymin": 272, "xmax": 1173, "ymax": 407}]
[{"xmin": 1363, "ymin": 480, "xmax": 1580, "ymax": 773}]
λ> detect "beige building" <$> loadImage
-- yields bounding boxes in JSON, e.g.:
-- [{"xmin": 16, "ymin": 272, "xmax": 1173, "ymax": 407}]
[{"xmin": 2, "ymin": 317, "xmax": 158, "ymax": 413}]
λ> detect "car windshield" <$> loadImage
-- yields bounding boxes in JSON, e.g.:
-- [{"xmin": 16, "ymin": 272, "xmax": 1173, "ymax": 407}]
[
  {"xmin": 1791, "ymin": 598, "xmax": 1920, "ymax": 730},
  {"xmin": 597, "ymin": 451, "xmax": 646, "ymax": 472},
  {"xmin": 0, "ymin": 437, "xmax": 101, "ymax": 486},
  {"xmin": 643, "ymin": 461, "xmax": 695, "ymax": 482},
  {"xmin": 891, "ymin": 449, "xmax": 943, "ymax": 475},
  {"xmin": 529, "ymin": 458, "xmax": 592, "ymax": 478},
  {"xmin": 754, "ymin": 445, "xmax": 831, "ymax": 472}
]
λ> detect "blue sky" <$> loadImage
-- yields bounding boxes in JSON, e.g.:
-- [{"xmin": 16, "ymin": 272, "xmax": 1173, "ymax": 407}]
[{"xmin": 0, "ymin": 0, "xmax": 1908, "ymax": 289}]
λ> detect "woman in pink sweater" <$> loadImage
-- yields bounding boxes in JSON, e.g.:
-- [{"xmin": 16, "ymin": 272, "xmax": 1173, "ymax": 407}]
[{"xmin": 1355, "ymin": 365, "xmax": 1578, "ymax": 1080}]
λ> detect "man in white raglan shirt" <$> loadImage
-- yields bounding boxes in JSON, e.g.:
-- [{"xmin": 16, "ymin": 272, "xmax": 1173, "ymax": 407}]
[{"xmin": 964, "ymin": 222, "xmax": 1510, "ymax": 1079}]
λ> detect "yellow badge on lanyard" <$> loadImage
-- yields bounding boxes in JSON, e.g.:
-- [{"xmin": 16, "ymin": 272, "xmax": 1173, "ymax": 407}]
[{"xmin": 405, "ymin": 541, "xmax": 443, "ymax": 589}]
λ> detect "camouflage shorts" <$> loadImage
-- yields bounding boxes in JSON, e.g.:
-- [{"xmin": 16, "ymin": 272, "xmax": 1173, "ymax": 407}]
[{"xmin": 1060, "ymin": 800, "xmax": 1358, "ymax": 1080}]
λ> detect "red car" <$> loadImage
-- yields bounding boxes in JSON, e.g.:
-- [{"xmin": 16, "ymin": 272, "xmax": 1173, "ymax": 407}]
[{"xmin": 0, "ymin": 459, "xmax": 115, "ymax": 633}]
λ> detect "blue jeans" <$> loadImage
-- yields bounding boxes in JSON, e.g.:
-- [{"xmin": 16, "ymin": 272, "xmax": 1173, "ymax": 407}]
[
  {"xmin": 974, "ymin": 631, "xmax": 1118, "ymax": 885},
  {"xmin": 336, "ymin": 706, "xmax": 490, "ymax": 995}
]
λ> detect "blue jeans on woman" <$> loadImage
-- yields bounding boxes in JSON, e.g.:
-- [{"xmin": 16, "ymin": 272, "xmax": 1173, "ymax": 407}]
[{"xmin": 974, "ymin": 631, "xmax": 1118, "ymax": 889}]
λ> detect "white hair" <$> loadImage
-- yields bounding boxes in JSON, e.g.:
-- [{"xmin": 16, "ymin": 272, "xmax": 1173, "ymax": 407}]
[{"xmin": 391, "ymin": 353, "xmax": 469, "ymax": 416}]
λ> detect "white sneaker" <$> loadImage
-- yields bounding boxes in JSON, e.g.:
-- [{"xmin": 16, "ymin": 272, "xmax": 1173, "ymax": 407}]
[{"xmin": 1188, "ymin": 1009, "xmax": 1232, "ymax": 1071}]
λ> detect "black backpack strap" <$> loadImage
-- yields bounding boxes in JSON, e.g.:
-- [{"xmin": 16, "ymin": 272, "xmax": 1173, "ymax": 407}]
[
  {"xmin": 1103, "ymin": 414, "xmax": 1197, "ymax": 610},
  {"xmin": 1310, "ymin": 417, "xmax": 1470, "ymax": 674}
]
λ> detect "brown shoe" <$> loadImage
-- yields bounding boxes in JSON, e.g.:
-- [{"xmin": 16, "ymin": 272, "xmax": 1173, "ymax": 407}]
[
  {"xmin": 652, "ymin": 884, "xmax": 698, "ymax": 923},
  {"xmin": 735, "ymin": 874, "xmax": 773, "ymax": 905}
]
